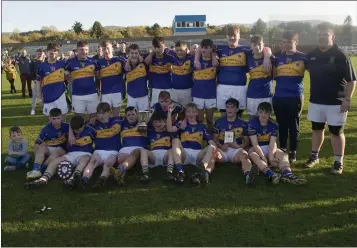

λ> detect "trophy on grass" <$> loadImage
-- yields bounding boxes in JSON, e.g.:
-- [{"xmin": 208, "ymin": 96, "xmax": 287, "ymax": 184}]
[{"xmin": 137, "ymin": 110, "xmax": 151, "ymax": 133}]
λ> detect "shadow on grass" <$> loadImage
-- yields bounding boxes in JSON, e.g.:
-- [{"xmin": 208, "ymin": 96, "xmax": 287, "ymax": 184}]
[
  {"xmin": 1, "ymin": 94, "xmax": 32, "ymax": 100},
  {"xmin": 2, "ymin": 145, "xmax": 357, "ymax": 247},
  {"xmin": 2, "ymin": 200, "xmax": 357, "ymax": 247}
]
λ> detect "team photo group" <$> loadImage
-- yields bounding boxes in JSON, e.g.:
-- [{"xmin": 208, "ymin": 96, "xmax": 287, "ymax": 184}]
[{"xmin": 5, "ymin": 22, "xmax": 355, "ymax": 191}]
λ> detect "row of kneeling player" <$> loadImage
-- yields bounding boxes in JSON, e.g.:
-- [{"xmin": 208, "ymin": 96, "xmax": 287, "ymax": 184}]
[{"xmin": 24, "ymin": 99, "xmax": 307, "ymax": 190}]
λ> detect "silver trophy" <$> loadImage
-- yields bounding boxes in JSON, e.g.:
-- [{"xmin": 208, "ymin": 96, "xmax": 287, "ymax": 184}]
[{"xmin": 138, "ymin": 110, "xmax": 150, "ymax": 132}]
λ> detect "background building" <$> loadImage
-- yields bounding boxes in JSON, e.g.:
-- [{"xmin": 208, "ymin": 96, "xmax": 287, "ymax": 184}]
[{"xmin": 172, "ymin": 15, "xmax": 207, "ymax": 36}]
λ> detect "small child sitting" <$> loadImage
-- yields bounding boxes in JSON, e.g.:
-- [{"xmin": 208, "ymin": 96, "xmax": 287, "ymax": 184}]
[{"xmin": 4, "ymin": 126, "xmax": 31, "ymax": 171}]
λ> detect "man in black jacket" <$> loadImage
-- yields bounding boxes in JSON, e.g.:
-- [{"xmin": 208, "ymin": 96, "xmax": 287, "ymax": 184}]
[{"xmin": 16, "ymin": 49, "xmax": 32, "ymax": 97}]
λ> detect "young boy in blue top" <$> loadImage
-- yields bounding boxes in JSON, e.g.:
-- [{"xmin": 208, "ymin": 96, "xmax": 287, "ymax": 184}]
[
  {"xmin": 248, "ymin": 102, "xmax": 307, "ymax": 185},
  {"xmin": 5, "ymin": 126, "xmax": 31, "ymax": 171}
]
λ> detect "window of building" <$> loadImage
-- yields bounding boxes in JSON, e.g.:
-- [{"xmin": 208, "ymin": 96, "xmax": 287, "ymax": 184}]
[
  {"xmin": 196, "ymin": 22, "xmax": 200, "ymax": 27},
  {"xmin": 199, "ymin": 21, "xmax": 205, "ymax": 27},
  {"xmin": 176, "ymin": 22, "xmax": 182, "ymax": 28}
]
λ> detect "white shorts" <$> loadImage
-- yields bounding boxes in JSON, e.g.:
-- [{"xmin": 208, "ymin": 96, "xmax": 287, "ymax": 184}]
[
  {"xmin": 171, "ymin": 88, "xmax": 192, "ymax": 107},
  {"xmin": 247, "ymin": 97, "xmax": 272, "ymax": 116},
  {"xmin": 193, "ymin": 97, "xmax": 216, "ymax": 109},
  {"xmin": 47, "ymin": 146, "xmax": 59, "ymax": 153},
  {"xmin": 127, "ymin": 95, "xmax": 149, "ymax": 111},
  {"xmin": 93, "ymin": 150, "xmax": 118, "ymax": 164},
  {"xmin": 150, "ymin": 149, "xmax": 168, "ymax": 168},
  {"xmin": 221, "ymin": 147, "xmax": 243, "ymax": 163},
  {"xmin": 101, "ymin": 92, "xmax": 122, "ymax": 108},
  {"xmin": 64, "ymin": 151, "xmax": 92, "ymax": 166},
  {"xmin": 43, "ymin": 92, "xmax": 68, "ymax": 116},
  {"xmin": 183, "ymin": 148, "xmax": 201, "ymax": 166},
  {"xmin": 119, "ymin": 146, "xmax": 141, "ymax": 156},
  {"xmin": 307, "ymin": 102, "xmax": 348, "ymax": 126},
  {"xmin": 72, "ymin": 93, "xmax": 99, "ymax": 114},
  {"xmin": 261, "ymin": 145, "xmax": 269, "ymax": 157},
  {"xmin": 151, "ymin": 88, "xmax": 172, "ymax": 106},
  {"xmin": 217, "ymin": 84, "xmax": 247, "ymax": 110}
]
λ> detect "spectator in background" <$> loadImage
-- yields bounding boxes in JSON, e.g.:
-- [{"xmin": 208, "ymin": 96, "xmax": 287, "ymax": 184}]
[
  {"xmin": 67, "ymin": 51, "xmax": 75, "ymax": 59},
  {"xmin": 15, "ymin": 51, "xmax": 21, "ymax": 62},
  {"xmin": 65, "ymin": 51, "xmax": 75, "ymax": 109},
  {"xmin": 30, "ymin": 48, "xmax": 45, "ymax": 115},
  {"xmin": 190, "ymin": 44, "xmax": 199, "ymax": 56},
  {"xmin": 92, "ymin": 45, "xmax": 104, "ymax": 60},
  {"xmin": 4, "ymin": 57, "xmax": 17, "ymax": 93},
  {"xmin": 1, "ymin": 57, "xmax": 4, "ymax": 74},
  {"xmin": 16, "ymin": 49, "xmax": 32, "ymax": 98},
  {"xmin": 72, "ymin": 49, "xmax": 78, "ymax": 57},
  {"xmin": 117, "ymin": 43, "xmax": 128, "ymax": 59},
  {"xmin": 58, "ymin": 53, "xmax": 65, "ymax": 60},
  {"xmin": 92, "ymin": 44, "xmax": 104, "ymax": 94}
]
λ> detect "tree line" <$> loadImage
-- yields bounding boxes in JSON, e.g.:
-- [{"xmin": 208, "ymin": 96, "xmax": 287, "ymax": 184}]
[{"xmin": 2, "ymin": 16, "xmax": 354, "ymax": 45}]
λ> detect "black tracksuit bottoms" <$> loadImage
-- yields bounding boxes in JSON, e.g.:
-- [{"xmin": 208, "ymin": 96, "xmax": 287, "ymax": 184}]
[{"xmin": 272, "ymin": 97, "xmax": 302, "ymax": 152}]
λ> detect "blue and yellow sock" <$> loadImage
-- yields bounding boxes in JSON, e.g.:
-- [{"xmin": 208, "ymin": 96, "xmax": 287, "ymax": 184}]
[
  {"xmin": 176, "ymin": 163, "xmax": 183, "ymax": 173},
  {"xmin": 244, "ymin": 171, "xmax": 250, "ymax": 178},
  {"xmin": 265, "ymin": 169, "xmax": 274, "ymax": 177},
  {"xmin": 311, "ymin": 151, "xmax": 319, "ymax": 160},
  {"xmin": 118, "ymin": 165, "xmax": 126, "ymax": 172},
  {"xmin": 40, "ymin": 163, "xmax": 48, "ymax": 173},
  {"xmin": 282, "ymin": 169, "xmax": 292, "ymax": 176},
  {"xmin": 33, "ymin": 163, "xmax": 41, "ymax": 171}
]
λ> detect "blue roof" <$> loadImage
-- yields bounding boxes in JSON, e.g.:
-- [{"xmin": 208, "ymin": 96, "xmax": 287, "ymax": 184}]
[{"xmin": 174, "ymin": 15, "xmax": 206, "ymax": 22}]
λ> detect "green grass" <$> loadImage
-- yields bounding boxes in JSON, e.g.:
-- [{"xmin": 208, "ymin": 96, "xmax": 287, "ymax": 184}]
[{"xmin": 2, "ymin": 59, "xmax": 357, "ymax": 247}]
